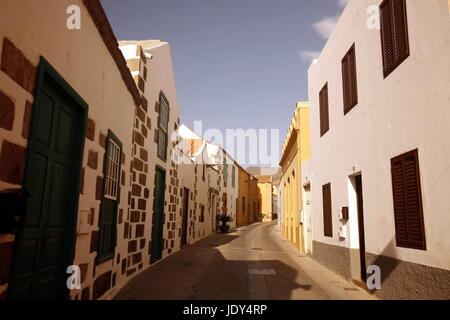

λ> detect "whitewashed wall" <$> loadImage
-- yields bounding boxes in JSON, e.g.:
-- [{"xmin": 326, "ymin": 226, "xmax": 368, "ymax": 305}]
[{"xmin": 308, "ymin": 0, "xmax": 450, "ymax": 270}]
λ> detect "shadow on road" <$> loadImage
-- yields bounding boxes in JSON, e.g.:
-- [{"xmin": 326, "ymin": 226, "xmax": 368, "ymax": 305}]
[{"xmin": 115, "ymin": 224, "xmax": 312, "ymax": 300}]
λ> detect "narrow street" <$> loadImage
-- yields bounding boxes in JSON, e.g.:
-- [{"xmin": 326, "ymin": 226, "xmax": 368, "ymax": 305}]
[{"xmin": 115, "ymin": 222, "xmax": 376, "ymax": 300}]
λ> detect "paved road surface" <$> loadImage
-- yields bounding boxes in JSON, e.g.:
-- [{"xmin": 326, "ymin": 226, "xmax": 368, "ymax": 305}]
[{"xmin": 114, "ymin": 222, "xmax": 376, "ymax": 300}]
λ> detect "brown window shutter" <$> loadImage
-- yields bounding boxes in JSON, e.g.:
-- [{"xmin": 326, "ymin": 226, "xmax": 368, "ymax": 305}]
[
  {"xmin": 380, "ymin": 0, "xmax": 410, "ymax": 77},
  {"xmin": 392, "ymin": 0, "xmax": 410, "ymax": 62},
  {"xmin": 319, "ymin": 83, "xmax": 329, "ymax": 137},
  {"xmin": 341, "ymin": 55, "xmax": 350, "ymax": 112},
  {"xmin": 322, "ymin": 183, "xmax": 333, "ymax": 237},
  {"xmin": 349, "ymin": 46, "xmax": 358, "ymax": 108},
  {"xmin": 319, "ymin": 91, "xmax": 323, "ymax": 135},
  {"xmin": 391, "ymin": 149, "xmax": 426, "ymax": 250},
  {"xmin": 380, "ymin": 0, "xmax": 395, "ymax": 75},
  {"xmin": 342, "ymin": 44, "xmax": 358, "ymax": 114},
  {"xmin": 391, "ymin": 159, "xmax": 408, "ymax": 243}
]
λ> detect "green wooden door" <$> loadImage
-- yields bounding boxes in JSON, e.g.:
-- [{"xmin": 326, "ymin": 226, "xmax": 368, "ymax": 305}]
[
  {"xmin": 9, "ymin": 62, "xmax": 86, "ymax": 300},
  {"xmin": 151, "ymin": 168, "xmax": 165, "ymax": 264}
]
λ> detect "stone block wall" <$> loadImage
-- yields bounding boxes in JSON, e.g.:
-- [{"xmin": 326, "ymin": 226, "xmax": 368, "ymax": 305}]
[{"xmin": 0, "ymin": 37, "xmax": 38, "ymax": 298}]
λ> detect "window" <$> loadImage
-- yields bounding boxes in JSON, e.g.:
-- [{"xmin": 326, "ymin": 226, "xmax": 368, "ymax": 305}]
[
  {"xmin": 342, "ymin": 44, "xmax": 358, "ymax": 114},
  {"xmin": 322, "ymin": 183, "xmax": 333, "ymax": 237},
  {"xmin": 98, "ymin": 131, "xmax": 122, "ymax": 262},
  {"xmin": 380, "ymin": 0, "xmax": 410, "ymax": 78},
  {"xmin": 319, "ymin": 83, "xmax": 329, "ymax": 137},
  {"xmin": 222, "ymin": 192, "xmax": 227, "ymax": 213},
  {"xmin": 199, "ymin": 204, "xmax": 205, "ymax": 223},
  {"xmin": 202, "ymin": 164, "xmax": 205, "ymax": 181},
  {"xmin": 231, "ymin": 166, "xmax": 236, "ymax": 188},
  {"xmin": 391, "ymin": 149, "xmax": 426, "ymax": 250},
  {"xmin": 242, "ymin": 197, "xmax": 246, "ymax": 215},
  {"xmin": 157, "ymin": 93, "xmax": 169, "ymax": 161},
  {"xmin": 223, "ymin": 156, "xmax": 228, "ymax": 183},
  {"xmin": 103, "ymin": 139, "xmax": 121, "ymax": 200}
]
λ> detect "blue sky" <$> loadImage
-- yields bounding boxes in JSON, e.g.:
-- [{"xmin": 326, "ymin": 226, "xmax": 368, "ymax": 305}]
[{"xmin": 101, "ymin": 0, "xmax": 348, "ymax": 166}]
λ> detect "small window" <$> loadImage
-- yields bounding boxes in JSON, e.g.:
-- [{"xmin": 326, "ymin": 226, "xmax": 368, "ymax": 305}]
[
  {"xmin": 222, "ymin": 192, "xmax": 227, "ymax": 213},
  {"xmin": 199, "ymin": 204, "xmax": 205, "ymax": 223},
  {"xmin": 319, "ymin": 83, "xmax": 329, "ymax": 137},
  {"xmin": 157, "ymin": 93, "xmax": 169, "ymax": 161},
  {"xmin": 223, "ymin": 156, "xmax": 228, "ymax": 183},
  {"xmin": 231, "ymin": 166, "xmax": 236, "ymax": 188},
  {"xmin": 322, "ymin": 183, "xmax": 333, "ymax": 237},
  {"xmin": 391, "ymin": 149, "xmax": 426, "ymax": 250},
  {"xmin": 380, "ymin": 0, "xmax": 410, "ymax": 78},
  {"xmin": 342, "ymin": 44, "xmax": 358, "ymax": 114},
  {"xmin": 103, "ymin": 139, "xmax": 121, "ymax": 200},
  {"xmin": 98, "ymin": 131, "xmax": 123, "ymax": 263}
]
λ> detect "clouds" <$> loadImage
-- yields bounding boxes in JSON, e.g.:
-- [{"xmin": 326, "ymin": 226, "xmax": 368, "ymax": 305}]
[
  {"xmin": 312, "ymin": 0, "xmax": 349, "ymax": 39},
  {"xmin": 298, "ymin": 0, "xmax": 348, "ymax": 63},
  {"xmin": 337, "ymin": 0, "xmax": 350, "ymax": 7},
  {"xmin": 299, "ymin": 50, "xmax": 320, "ymax": 63},
  {"xmin": 312, "ymin": 16, "xmax": 340, "ymax": 40}
]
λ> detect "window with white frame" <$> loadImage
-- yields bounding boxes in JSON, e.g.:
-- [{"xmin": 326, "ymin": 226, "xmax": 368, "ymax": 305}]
[{"xmin": 104, "ymin": 139, "xmax": 121, "ymax": 200}]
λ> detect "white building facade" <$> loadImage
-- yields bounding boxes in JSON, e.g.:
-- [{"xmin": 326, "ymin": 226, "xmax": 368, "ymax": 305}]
[{"xmin": 306, "ymin": 0, "xmax": 450, "ymax": 299}]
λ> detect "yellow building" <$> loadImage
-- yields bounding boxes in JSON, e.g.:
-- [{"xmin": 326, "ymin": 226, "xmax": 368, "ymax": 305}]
[
  {"xmin": 255, "ymin": 175, "xmax": 273, "ymax": 222},
  {"xmin": 279, "ymin": 102, "xmax": 311, "ymax": 252},
  {"xmin": 236, "ymin": 165, "xmax": 250, "ymax": 227}
]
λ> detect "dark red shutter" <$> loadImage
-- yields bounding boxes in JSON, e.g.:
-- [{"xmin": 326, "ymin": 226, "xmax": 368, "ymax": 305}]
[
  {"xmin": 319, "ymin": 90, "xmax": 323, "ymax": 134},
  {"xmin": 342, "ymin": 44, "xmax": 358, "ymax": 114},
  {"xmin": 342, "ymin": 54, "xmax": 349, "ymax": 112},
  {"xmin": 319, "ymin": 83, "xmax": 329, "ymax": 137},
  {"xmin": 349, "ymin": 46, "xmax": 358, "ymax": 108},
  {"xmin": 380, "ymin": 0, "xmax": 409, "ymax": 77},
  {"xmin": 322, "ymin": 183, "xmax": 333, "ymax": 237},
  {"xmin": 391, "ymin": 158, "xmax": 408, "ymax": 243},
  {"xmin": 392, "ymin": 0, "xmax": 409, "ymax": 62},
  {"xmin": 380, "ymin": 0, "xmax": 395, "ymax": 75},
  {"xmin": 391, "ymin": 149, "xmax": 426, "ymax": 250}
]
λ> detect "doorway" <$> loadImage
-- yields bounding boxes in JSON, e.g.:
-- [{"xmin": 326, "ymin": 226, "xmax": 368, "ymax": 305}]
[
  {"xmin": 181, "ymin": 188, "xmax": 189, "ymax": 246},
  {"xmin": 210, "ymin": 193, "xmax": 217, "ymax": 233},
  {"xmin": 303, "ymin": 183, "xmax": 313, "ymax": 255},
  {"xmin": 8, "ymin": 58, "xmax": 87, "ymax": 299},
  {"xmin": 355, "ymin": 174, "xmax": 367, "ymax": 281},
  {"xmin": 151, "ymin": 167, "xmax": 166, "ymax": 264}
]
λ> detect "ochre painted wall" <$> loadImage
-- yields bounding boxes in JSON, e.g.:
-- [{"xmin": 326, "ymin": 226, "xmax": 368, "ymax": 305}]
[
  {"xmin": 257, "ymin": 180, "xmax": 273, "ymax": 222},
  {"xmin": 236, "ymin": 167, "xmax": 250, "ymax": 227},
  {"xmin": 280, "ymin": 102, "xmax": 310, "ymax": 253}
]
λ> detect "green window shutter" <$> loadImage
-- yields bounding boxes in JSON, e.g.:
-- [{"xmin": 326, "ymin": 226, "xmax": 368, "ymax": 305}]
[
  {"xmin": 157, "ymin": 128, "xmax": 167, "ymax": 160},
  {"xmin": 232, "ymin": 166, "xmax": 236, "ymax": 188},
  {"xmin": 223, "ymin": 157, "xmax": 228, "ymax": 182},
  {"xmin": 157, "ymin": 93, "xmax": 169, "ymax": 161}
]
